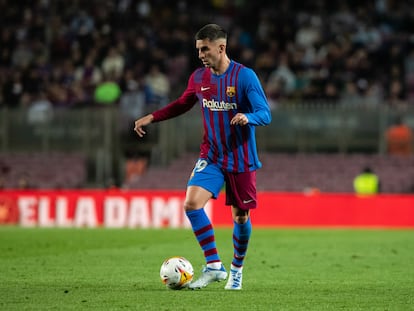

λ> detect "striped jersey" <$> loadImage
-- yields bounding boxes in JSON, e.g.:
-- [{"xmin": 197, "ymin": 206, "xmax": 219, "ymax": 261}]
[{"xmin": 152, "ymin": 60, "xmax": 271, "ymax": 172}]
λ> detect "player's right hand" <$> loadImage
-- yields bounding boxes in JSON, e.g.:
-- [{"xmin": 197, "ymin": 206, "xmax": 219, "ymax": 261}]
[{"xmin": 134, "ymin": 114, "xmax": 154, "ymax": 137}]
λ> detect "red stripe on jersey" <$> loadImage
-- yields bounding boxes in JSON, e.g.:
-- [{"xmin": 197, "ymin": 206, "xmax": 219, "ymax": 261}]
[
  {"xmin": 241, "ymin": 124, "xmax": 250, "ymax": 171},
  {"xmin": 219, "ymin": 77, "xmax": 228, "ymax": 168},
  {"xmin": 199, "ymin": 69, "xmax": 215, "ymax": 160},
  {"xmin": 203, "ymin": 71, "xmax": 218, "ymax": 163},
  {"xmin": 200, "ymin": 118, "xmax": 210, "ymax": 159}
]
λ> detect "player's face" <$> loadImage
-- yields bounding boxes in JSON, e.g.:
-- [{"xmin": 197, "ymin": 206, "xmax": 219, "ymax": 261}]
[{"xmin": 196, "ymin": 39, "xmax": 224, "ymax": 70}]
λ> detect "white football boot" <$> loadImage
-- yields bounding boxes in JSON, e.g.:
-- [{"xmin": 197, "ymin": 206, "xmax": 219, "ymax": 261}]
[
  {"xmin": 224, "ymin": 266, "xmax": 243, "ymax": 290},
  {"xmin": 188, "ymin": 264, "xmax": 227, "ymax": 289}
]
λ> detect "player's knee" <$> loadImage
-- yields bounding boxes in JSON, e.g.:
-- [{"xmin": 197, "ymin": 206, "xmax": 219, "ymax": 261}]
[
  {"xmin": 183, "ymin": 199, "xmax": 198, "ymax": 211},
  {"xmin": 233, "ymin": 215, "xmax": 248, "ymax": 224},
  {"xmin": 232, "ymin": 206, "xmax": 249, "ymax": 224}
]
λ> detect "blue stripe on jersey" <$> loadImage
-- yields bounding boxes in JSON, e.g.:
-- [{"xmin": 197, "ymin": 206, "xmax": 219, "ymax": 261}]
[
  {"xmin": 225, "ymin": 65, "xmax": 237, "ymax": 169},
  {"xmin": 204, "ymin": 107, "xmax": 215, "ymax": 160},
  {"xmin": 231, "ymin": 63, "xmax": 245, "ymax": 171},
  {"xmin": 220, "ymin": 64, "xmax": 233, "ymax": 171},
  {"xmin": 211, "ymin": 107, "xmax": 220, "ymax": 163}
]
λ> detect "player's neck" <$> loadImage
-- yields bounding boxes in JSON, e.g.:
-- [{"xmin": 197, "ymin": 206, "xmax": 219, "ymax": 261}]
[{"xmin": 211, "ymin": 56, "xmax": 231, "ymax": 75}]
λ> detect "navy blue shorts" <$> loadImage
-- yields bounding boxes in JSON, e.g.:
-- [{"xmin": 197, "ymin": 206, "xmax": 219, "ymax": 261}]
[{"xmin": 187, "ymin": 159, "xmax": 257, "ymax": 210}]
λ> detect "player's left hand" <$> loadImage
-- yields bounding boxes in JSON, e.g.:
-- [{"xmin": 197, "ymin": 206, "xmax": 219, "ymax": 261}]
[{"xmin": 230, "ymin": 113, "xmax": 248, "ymax": 126}]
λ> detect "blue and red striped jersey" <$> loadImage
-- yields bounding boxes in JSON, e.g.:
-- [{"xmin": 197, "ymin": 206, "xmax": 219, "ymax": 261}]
[{"xmin": 152, "ymin": 60, "xmax": 271, "ymax": 172}]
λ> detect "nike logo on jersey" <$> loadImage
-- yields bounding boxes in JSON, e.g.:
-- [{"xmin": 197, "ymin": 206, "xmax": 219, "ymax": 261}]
[{"xmin": 201, "ymin": 86, "xmax": 210, "ymax": 91}]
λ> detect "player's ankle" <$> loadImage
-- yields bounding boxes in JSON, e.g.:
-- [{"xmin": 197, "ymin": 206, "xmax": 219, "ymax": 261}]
[{"xmin": 207, "ymin": 262, "xmax": 223, "ymax": 270}]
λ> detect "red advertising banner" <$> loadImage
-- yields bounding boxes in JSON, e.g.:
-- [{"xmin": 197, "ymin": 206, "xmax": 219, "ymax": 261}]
[{"xmin": 0, "ymin": 190, "xmax": 413, "ymax": 228}]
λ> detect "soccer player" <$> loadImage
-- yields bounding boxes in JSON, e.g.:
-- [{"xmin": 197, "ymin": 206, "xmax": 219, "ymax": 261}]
[{"xmin": 134, "ymin": 24, "xmax": 271, "ymax": 290}]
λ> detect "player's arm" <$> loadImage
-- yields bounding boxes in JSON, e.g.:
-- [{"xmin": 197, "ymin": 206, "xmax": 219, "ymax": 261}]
[
  {"xmin": 134, "ymin": 74, "xmax": 197, "ymax": 137},
  {"xmin": 151, "ymin": 72, "xmax": 198, "ymax": 122},
  {"xmin": 134, "ymin": 114, "xmax": 154, "ymax": 137},
  {"xmin": 237, "ymin": 68, "xmax": 272, "ymax": 126}
]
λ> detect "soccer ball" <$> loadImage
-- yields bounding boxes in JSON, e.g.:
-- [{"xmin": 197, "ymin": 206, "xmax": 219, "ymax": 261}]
[{"xmin": 160, "ymin": 256, "xmax": 194, "ymax": 290}]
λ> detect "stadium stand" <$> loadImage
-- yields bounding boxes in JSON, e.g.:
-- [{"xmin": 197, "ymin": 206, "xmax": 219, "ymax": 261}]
[
  {"xmin": 0, "ymin": 152, "xmax": 87, "ymax": 189},
  {"xmin": 1, "ymin": 1, "xmax": 413, "ymax": 109},
  {"xmin": 1, "ymin": 1, "xmax": 414, "ymax": 191},
  {"xmin": 258, "ymin": 153, "xmax": 414, "ymax": 193},
  {"xmin": 123, "ymin": 152, "xmax": 414, "ymax": 194}
]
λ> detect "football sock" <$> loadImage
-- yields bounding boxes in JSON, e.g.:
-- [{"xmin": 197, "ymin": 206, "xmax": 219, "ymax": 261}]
[
  {"xmin": 230, "ymin": 264, "xmax": 243, "ymax": 272},
  {"xmin": 186, "ymin": 209, "xmax": 221, "ymax": 265},
  {"xmin": 207, "ymin": 262, "xmax": 223, "ymax": 270},
  {"xmin": 231, "ymin": 218, "xmax": 252, "ymax": 268}
]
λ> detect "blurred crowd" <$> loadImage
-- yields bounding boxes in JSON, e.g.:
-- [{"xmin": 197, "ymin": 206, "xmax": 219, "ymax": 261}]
[{"xmin": 0, "ymin": 0, "xmax": 414, "ymax": 114}]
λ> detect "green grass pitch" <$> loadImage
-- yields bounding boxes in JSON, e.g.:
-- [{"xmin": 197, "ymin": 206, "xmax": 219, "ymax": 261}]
[{"xmin": 0, "ymin": 227, "xmax": 413, "ymax": 310}]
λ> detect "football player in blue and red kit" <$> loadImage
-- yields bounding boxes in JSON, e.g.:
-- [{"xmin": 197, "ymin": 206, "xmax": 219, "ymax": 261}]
[{"xmin": 134, "ymin": 23, "xmax": 271, "ymax": 290}]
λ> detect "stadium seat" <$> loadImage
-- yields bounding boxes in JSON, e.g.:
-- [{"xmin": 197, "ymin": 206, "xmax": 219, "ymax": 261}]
[{"xmin": 125, "ymin": 152, "xmax": 414, "ymax": 194}]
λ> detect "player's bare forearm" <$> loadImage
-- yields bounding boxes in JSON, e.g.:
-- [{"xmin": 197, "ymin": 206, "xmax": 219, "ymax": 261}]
[{"xmin": 134, "ymin": 114, "xmax": 154, "ymax": 137}]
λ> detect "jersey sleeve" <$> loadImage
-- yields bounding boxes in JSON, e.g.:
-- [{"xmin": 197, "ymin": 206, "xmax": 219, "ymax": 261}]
[
  {"xmin": 240, "ymin": 68, "xmax": 272, "ymax": 126},
  {"xmin": 152, "ymin": 73, "xmax": 198, "ymax": 122}
]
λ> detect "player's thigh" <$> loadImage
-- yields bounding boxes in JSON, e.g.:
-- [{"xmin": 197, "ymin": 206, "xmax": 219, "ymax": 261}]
[
  {"xmin": 184, "ymin": 185, "xmax": 213, "ymax": 211},
  {"xmin": 225, "ymin": 171, "xmax": 257, "ymax": 210},
  {"xmin": 187, "ymin": 159, "xmax": 224, "ymax": 199}
]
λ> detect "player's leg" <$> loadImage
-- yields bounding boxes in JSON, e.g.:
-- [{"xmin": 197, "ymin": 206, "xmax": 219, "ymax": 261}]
[
  {"xmin": 184, "ymin": 185, "xmax": 223, "ymax": 267},
  {"xmin": 184, "ymin": 159, "xmax": 227, "ymax": 289},
  {"xmin": 230, "ymin": 206, "xmax": 251, "ymax": 268},
  {"xmin": 224, "ymin": 171, "xmax": 256, "ymax": 290},
  {"xmin": 224, "ymin": 206, "xmax": 250, "ymax": 290}
]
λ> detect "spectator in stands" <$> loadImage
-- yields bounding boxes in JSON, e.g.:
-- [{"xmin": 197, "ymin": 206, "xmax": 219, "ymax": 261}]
[
  {"xmin": 266, "ymin": 52, "xmax": 296, "ymax": 105},
  {"xmin": 387, "ymin": 79, "xmax": 407, "ymax": 108},
  {"xmin": 74, "ymin": 53, "xmax": 103, "ymax": 91},
  {"xmin": 11, "ymin": 41, "xmax": 33, "ymax": 69},
  {"xmin": 385, "ymin": 116, "xmax": 413, "ymax": 156},
  {"xmin": 101, "ymin": 46, "xmax": 125, "ymax": 80},
  {"xmin": 144, "ymin": 63, "xmax": 170, "ymax": 107},
  {"xmin": 353, "ymin": 166, "xmax": 380, "ymax": 195},
  {"xmin": 119, "ymin": 69, "xmax": 146, "ymax": 132},
  {"xmin": 0, "ymin": 1, "xmax": 413, "ymax": 108},
  {"xmin": 26, "ymin": 91, "xmax": 53, "ymax": 124},
  {"xmin": 69, "ymin": 10, "xmax": 95, "ymax": 56},
  {"xmin": 2, "ymin": 72, "xmax": 25, "ymax": 108},
  {"xmin": 339, "ymin": 81, "xmax": 363, "ymax": 106}
]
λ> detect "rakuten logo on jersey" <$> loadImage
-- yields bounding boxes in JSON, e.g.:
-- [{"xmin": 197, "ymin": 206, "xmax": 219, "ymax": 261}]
[{"xmin": 202, "ymin": 98, "xmax": 237, "ymax": 111}]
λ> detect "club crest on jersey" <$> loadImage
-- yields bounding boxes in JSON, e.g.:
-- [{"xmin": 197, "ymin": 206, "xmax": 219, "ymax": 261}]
[{"xmin": 226, "ymin": 86, "xmax": 236, "ymax": 97}]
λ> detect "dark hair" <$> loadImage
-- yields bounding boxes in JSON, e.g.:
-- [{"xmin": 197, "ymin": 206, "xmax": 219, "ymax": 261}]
[
  {"xmin": 363, "ymin": 166, "xmax": 373, "ymax": 173},
  {"xmin": 195, "ymin": 24, "xmax": 227, "ymax": 41}
]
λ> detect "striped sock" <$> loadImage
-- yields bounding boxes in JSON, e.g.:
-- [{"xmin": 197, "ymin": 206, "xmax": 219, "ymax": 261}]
[
  {"xmin": 231, "ymin": 218, "xmax": 252, "ymax": 268},
  {"xmin": 186, "ymin": 209, "xmax": 221, "ymax": 265}
]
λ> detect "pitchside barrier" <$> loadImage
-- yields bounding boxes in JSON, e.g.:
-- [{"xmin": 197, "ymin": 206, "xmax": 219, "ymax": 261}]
[
  {"xmin": 1, "ymin": 190, "xmax": 413, "ymax": 228},
  {"xmin": 2, "ymin": 105, "xmax": 414, "ymax": 188}
]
